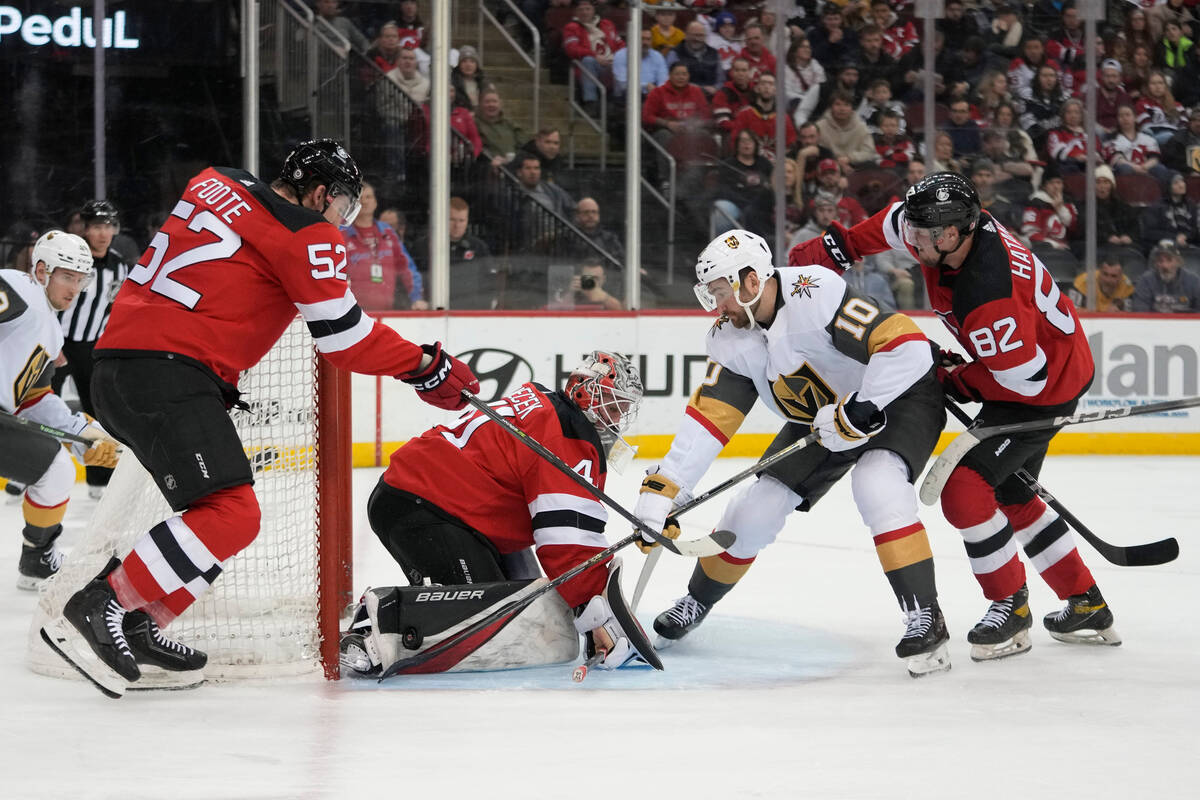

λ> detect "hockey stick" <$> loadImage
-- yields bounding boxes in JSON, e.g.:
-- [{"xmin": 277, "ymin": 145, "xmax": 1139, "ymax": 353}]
[
  {"xmin": 462, "ymin": 392, "xmax": 733, "ymax": 559},
  {"xmin": 0, "ymin": 409, "xmax": 94, "ymax": 446},
  {"xmin": 942, "ymin": 401, "xmax": 1179, "ymax": 567},
  {"xmin": 630, "ymin": 431, "xmax": 822, "ymax": 611},
  {"xmin": 920, "ymin": 396, "xmax": 1200, "ymax": 506}
]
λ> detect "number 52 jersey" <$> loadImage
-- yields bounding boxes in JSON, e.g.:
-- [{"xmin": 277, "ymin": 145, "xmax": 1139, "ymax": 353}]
[{"xmin": 96, "ymin": 166, "xmax": 423, "ymax": 387}]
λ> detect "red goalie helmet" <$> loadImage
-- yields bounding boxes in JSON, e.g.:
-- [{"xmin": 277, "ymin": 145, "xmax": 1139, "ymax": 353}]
[{"xmin": 565, "ymin": 351, "xmax": 643, "ymax": 435}]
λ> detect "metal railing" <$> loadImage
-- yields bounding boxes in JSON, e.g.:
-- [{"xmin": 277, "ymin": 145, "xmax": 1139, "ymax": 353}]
[
  {"xmin": 640, "ymin": 129, "xmax": 676, "ymax": 280},
  {"xmin": 260, "ymin": 0, "xmax": 350, "ymax": 144},
  {"xmin": 567, "ymin": 60, "xmax": 608, "ymax": 170},
  {"xmin": 477, "ymin": 0, "xmax": 540, "ymax": 134}
]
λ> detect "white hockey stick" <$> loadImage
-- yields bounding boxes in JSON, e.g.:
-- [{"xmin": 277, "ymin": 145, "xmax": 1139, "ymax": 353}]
[{"xmin": 919, "ymin": 395, "xmax": 1200, "ymax": 506}]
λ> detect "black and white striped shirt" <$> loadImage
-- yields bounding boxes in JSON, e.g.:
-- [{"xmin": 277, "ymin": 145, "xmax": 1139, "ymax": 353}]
[{"xmin": 58, "ymin": 248, "xmax": 131, "ymax": 342}]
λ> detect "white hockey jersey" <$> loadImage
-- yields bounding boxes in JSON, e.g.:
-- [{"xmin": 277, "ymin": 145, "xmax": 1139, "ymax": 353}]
[
  {"xmin": 0, "ymin": 268, "xmax": 92, "ymax": 438},
  {"xmin": 661, "ymin": 266, "xmax": 932, "ymax": 491}
]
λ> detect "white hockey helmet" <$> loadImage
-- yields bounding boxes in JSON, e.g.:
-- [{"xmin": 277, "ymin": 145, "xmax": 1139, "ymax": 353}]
[
  {"xmin": 565, "ymin": 351, "xmax": 644, "ymax": 436},
  {"xmin": 693, "ymin": 229, "xmax": 775, "ymax": 319},
  {"xmin": 32, "ymin": 230, "xmax": 95, "ymax": 290}
]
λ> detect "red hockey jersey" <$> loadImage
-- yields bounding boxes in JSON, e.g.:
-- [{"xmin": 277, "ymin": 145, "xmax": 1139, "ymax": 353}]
[
  {"xmin": 788, "ymin": 204, "xmax": 1094, "ymax": 405},
  {"xmin": 383, "ymin": 383, "xmax": 611, "ymax": 607},
  {"xmin": 96, "ymin": 167, "xmax": 424, "ymax": 387}
]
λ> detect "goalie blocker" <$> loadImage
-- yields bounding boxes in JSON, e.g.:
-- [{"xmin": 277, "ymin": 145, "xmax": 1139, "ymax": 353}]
[{"xmin": 342, "ymin": 559, "xmax": 661, "ymax": 676}]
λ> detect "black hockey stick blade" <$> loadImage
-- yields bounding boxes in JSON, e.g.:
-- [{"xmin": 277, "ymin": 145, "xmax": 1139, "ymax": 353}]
[
  {"xmin": 921, "ymin": 395, "xmax": 1200, "ymax": 505},
  {"xmin": 0, "ymin": 409, "xmax": 93, "ymax": 446},
  {"xmin": 463, "ymin": 392, "xmax": 733, "ymax": 558}
]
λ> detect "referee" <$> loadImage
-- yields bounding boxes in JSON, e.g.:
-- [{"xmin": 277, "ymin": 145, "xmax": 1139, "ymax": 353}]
[{"xmin": 52, "ymin": 200, "xmax": 132, "ymax": 498}]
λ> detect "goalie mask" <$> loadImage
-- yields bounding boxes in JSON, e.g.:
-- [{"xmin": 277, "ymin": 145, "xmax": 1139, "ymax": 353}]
[
  {"xmin": 693, "ymin": 229, "xmax": 775, "ymax": 328},
  {"xmin": 565, "ymin": 351, "xmax": 643, "ymax": 437},
  {"xmin": 32, "ymin": 230, "xmax": 95, "ymax": 292}
]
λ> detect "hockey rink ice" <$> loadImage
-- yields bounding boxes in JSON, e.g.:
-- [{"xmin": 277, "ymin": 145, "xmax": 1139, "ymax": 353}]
[{"xmin": 2, "ymin": 455, "xmax": 1197, "ymax": 799}]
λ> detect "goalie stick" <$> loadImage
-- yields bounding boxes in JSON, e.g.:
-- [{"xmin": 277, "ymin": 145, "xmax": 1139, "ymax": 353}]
[
  {"xmin": 0, "ymin": 409, "xmax": 95, "ymax": 447},
  {"xmin": 630, "ymin": 431, "xmax": 822, "ymax": 611},
  {"xmin": 941, "ymin": 401, "xmax": 1179, "ymax": 567},
  {"xmin": 920, "ymin": 395, "xmax": 1200, "ymax": 506}
]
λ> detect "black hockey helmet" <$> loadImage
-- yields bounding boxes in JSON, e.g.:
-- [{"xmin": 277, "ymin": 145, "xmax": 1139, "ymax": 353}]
[
  {"xmin": 80, "ymin": 199, "xmax": 120, "ymax": 228},
  {"xmin": 279, "ymin": 138, "xmax": 363, "ymax": 225},
  {"xmin": 903, "ymin": 172, "xmax": 980, "ymax": 237}
]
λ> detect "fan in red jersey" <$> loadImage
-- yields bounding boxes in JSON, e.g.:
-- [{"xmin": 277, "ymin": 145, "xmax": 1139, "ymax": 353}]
[
  {"xmin": 788, "ymin": 172, "xmax": 1121, "ymax": 661},
  {"xmin": 39, "ymin": 139, "xmax": 480, "ymax": 698},
  {"xmin": 342, "ymin": 351, "xmax": 662, "ymax": 677}
]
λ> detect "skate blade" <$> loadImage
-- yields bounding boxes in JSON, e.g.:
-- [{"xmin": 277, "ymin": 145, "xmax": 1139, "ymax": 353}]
[
  {"xmin": 16, "ymin": 575, "xmax": 44, "ymax": 591},
  {"xmin": 906, "ymin": 642, "xmax": 952, "ymax": 678},
  {"xmin": 39, "ymin": 618, "xmax": 127, "ymax": 699},
  {"xmin": 969, "ymin": 629, "xmax": 1032, "ymax": 662},
  {"xmin": 1047, "ymin": 626, "xmax": 1122, "ymax": 646},
  {"xmin": 653, "ymin": 635, "xmax": 680, "ymax": 650},
  {"xmin": 127, "ymin": 666, "xmax": 206, "ymax": 691}
]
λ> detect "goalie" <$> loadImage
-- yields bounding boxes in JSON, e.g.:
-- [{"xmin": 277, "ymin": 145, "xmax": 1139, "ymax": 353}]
[
  {"xmin": 0, "ymin": 232, "xmax": 119, "ymax": 590},
  {"xmin": 343, "ymin": 351, "xmax": 661, "ymax": 677}
]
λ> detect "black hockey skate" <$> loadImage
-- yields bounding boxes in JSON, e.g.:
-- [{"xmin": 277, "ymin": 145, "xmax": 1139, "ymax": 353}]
[
  {"xmin": 17, "ymin": 526, "xmax": 64, "ymax": 591},
  {"xmin": 653, "ymin": 594, "xmax": 709, "ymax": 643},
  {"xmin": 1043, "ymin": 585, "xmax": 1122, "ymax": 646},
  {"xmin": 40, "ymin": 558, "xmax": 140, "ymax": 698},
  {"xmin": 896, "ymin": 600, "xmax": 951, "ymax": 678},
  {"xmin": 967, "ymin": 583, "xmax": 1033, "ymax": 662},
  {"xmin": 123, "ymin": 610, "xmax": 208, "ymax": 672}
]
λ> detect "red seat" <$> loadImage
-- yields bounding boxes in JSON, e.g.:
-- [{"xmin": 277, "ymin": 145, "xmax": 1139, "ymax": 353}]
[
  {"xmin": 1187, "ymin": 174, "xmax": 1200, "ymax": 202},
  {"xmin": 1115, "ymin": 173, "xmax": 1163, "ymax": 206},
  {"xmin": 905, "ymin": 103, "xmax": 949, "ymax": 134},
  {"xmin": 666, "ymin": 131, "xmax": 719, "ymax": 166},
  {"xmin": 1062, "ymin": 171, "xmax": 1087, "ymax": 202}
]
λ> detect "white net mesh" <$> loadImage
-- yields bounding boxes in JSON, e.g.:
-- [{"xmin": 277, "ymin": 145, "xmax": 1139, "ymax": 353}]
[{"xmin": 26, "ymin": 320, "xmax": 328, "ymax": 683}]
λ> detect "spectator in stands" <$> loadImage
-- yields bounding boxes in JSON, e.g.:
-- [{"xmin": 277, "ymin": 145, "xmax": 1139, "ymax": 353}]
[
  {"xmin": 713, "ymin": 56, "xmax": 756, "ymax": 139},
  {"xmin": 386, "ymin": 47, "xmax": 429, "ymax": 103},
  {"xmin": 1008, "ymin": 37, "xmax": 1061, "ymax": 97},
  {"xmin": 667, "ymin": 20, "xmax": 724, "ymax": 97},
  {"xmin": 709, "ymin": 129, "xmax": 773, "ymax": 236},
  {"xmin": 450, "ymin": 45, "xmax": 486, "ymax": 111},
  {"xmin": 707, "ymin": 11, "xmax": 743, "ymax": 72},
  {"xmin": 858, "ymin": 78, "xmax": 905, "ymax": 136},
  {"xmin": 423, "ymin": 85, "xmax": 482, "ymax": 167},
  {"xmin": 1096, "ymin": 59, "xmax": 1133, "ymax": 134},
  {"xmin": 873, "ymin": 109, "xmax": 914, "ymax": 169},
  {"xmin": 414, "ymin": 196, "xmax": 496, "ymax": 309},
  {"xmin": 813, "ymin": 159, "xmax": 867, "ymax": 229},
  {"xmin": 1162, "ymin": 106, "xmax": 1200, "ymax": 174},
  {"xmin": 984, "ymin": 4, "xmax": 1023, "ymax": 68},
  {"xmin": 368, "ymin": 22, "xmax": 405, "ymax": 74},
  {"xmin": 314, "ymin": 0, "xmax": 368, "ymax": 53},
  {"xmin": 1142, "ymin": 171, "xmax": 1200, "ymax": 252},
  {"xmin": 515, "ymin": 152, "xmax": 575, "ymax": 219},
  {"xmin": 569, "ymin": 259, "xmax": 624, "ymax": 311},
  {"xmin": 1022, "ymin": 164, "xmax": 1078, "ymax": 253},
  {"xmin": 520, "ymin": 127, "xmax": 564, "ymax": 185},
  {"xmin": 1068, "ymin": 256, "xmax": 1135, "ymax": 312},
  {"xmin": 571, "ymin": 197, "xmax": 624, "ymax": 264},
  {"xmin": 379, "ymin": 208, "xmax": 408, "ymax": 245},
  {"xmin": 642, "ymin": 62, "xmax": 713, "ymax": 186},
  {"xmin": 1047, "ymin": 98, "xmax": 1092, "ymax": 175},
  {"xmin": 816, "ymin": 91, "xmax": 875, "ymax": 172},
  {"xmin": 1106, "ymin": 103, "xmax": 1170, "ymax": 186},
  {"xmin": 613, "ymin": 28, "xmax": 668, "ymax": 99},
  {"xmin": 870, "ymin": 0, "xmax": 917, "ymax": 60},
  {"xmin": 1125, "ymin": 7, "xmax": 1156, "ymax": 56},
  {"xmin": 957, "ymin": 37, "xmax": 990, "ymax": 96},
  {"xmin": 1133, "ymin": 241, "xmax": 1200, "ymax": 311},
  {"xmin": 0, "ymin": 221, "xmax": 37, "ymax": 270},
  {"xmin": 1018, "ymin": 64, "xmax": 1070, "ymax": 148},
  {"xmin": 782, "ymin": 38, "xmax": 825, "ymax": 123},
  {"xmin": 650, "ymin": 8, "xmax": 683, "ymax": 55},
  {"xmin": 791, "ymin": 193, "xmax": 837, "ymax": 248},
  {"xmin": 1171, "ymin": 43, "xmax": 1200, "ymax": 107},
  {"xmin": 974, "ymin": 70, "xmax": 1014, "ymax": 122},
  {"xmin": 739, "ymin": 22, "xmax": 777, "ymax": 81},
  {"xmin": 811, "ymin": 61, "xmax": 864, "ymax": 123},
  {"xmin": 945, "ymin": 98, "xmax": 983, "ymax": 158},
  {"xmin": 1123, "ymin": 43, "xmax": 1154, "ymax": 100},
  {"xmin": 938, "ymin": 0, "xmax": 979, "ymax": 48},
  {"xmin": 562, "ymin": 0, "xmax": 625, "ymax": 116},
  {"xmin": 477, "ymin": 88, "xmax": 527, "ymax": 167},
  {"xmin": 732, "ymin": 73, "xmax": 796, "ymax": 161},
  {"xmin": 795, "ymin": 121, "xmax": 836, "ymax": 197},
  {"xmin": 970, "ymin": 158, "xmax": 1020, "ymax": 231},
  {"xmin": 1155, "ymin": 19, "xmax": 1193, "ymax": 76},
  {"xmin": 809, "ymin": 4, "xmax": 858, "ymax": 67},
  {"xmin": 1137, "ymin": 71, "xmax": 1184, "ymax": 145},
  {"xmin": 843, "ymin": 257, "xmax": 898, "ymax": 312},
  {"xmin": 342, "ymin": 180, "xmax": 426, "ymax": 311},
  {"xmin": 927, "ymin": 130, "xmax": 964, "ymax": 175},
  {"xmin": 856, "ymin": 25, "xmax": 899, "ymax": 95},
  {"xmin": 899, "ymin": 29, "xmax": 966, "ymax": 103},
  {"xmin": 1044, "ymin": 3, "xmax": 1085, "ymax": 79},
  {"xmin": 988, "ymin": 103, "xmax": 1039, "ymax": 193},
  {"xmin": 1082, "ymin": 164, "xmax": 1141, "ymax": 256}
]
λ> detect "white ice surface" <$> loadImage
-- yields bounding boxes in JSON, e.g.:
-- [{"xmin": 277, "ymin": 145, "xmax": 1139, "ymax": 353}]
[{"xmin": 2, "ymin": 456, "xmax": 1198, "ymax": 799}]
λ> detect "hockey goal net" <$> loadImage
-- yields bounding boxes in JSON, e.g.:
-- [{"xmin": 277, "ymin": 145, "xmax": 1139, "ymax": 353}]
[{"xmin": 25, "ymin": 320, "xmax": 353, "ymax": 683}]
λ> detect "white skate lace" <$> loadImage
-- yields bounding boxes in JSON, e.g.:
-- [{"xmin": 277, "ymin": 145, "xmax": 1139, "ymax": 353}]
[
  {"xmin": 105, "ymin": 600, "xmax": 134, "ymax": 659},
  {"xmin": 979, "ymin": 597, "xmax": 1014, "ymax": 630},
  {"xmin": 665, "ymin": 595, "xmax": 707, "ymax": 626},
  {"xmin": 899, "ymin": 598, "xmax": 932, "ymax": 639},
  {"xmin": 44, "ymin": 546, "xmax": 65, "ymax": 573},
  {"xmin": 149, "ymin": 622, "xmax": 190, "ymax": 654}
]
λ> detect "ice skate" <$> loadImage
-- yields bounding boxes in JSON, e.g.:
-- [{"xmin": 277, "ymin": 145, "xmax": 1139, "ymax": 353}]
[
  {"xmin": 339, "ymin": 632, "xmax": 381, "ymax": 676},
  {"xmin": 123, "ymin": 610, "xmax": 208, "ymax": 672},
  {"xmin": 653, "ymin": 594, "xmax": 709, "ymax": 645},
  {"xmin": 40, "ymin": 559, "xmax": 140, "ymax": 698},
  {"xmin": 967, "ymin": 584, "xmax": 1033, "ymax": 662},
  {"xmin": 1043, "ymin": 585, "xmax": 1121, "ymax": 646},
  {"xmin": 896, "ymin": 599, "xmax": 951, "ymax": 678},
  {"xmin": 17, "ymin": 528, "xmax": 64, "ymax": 591}
]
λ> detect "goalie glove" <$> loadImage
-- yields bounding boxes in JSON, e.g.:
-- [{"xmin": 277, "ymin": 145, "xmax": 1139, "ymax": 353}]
[
  {"xmin": 573, "ymin": 559, "xmax": 663, "ymax": 671},
  {"xmin": 633, "ymin": 467, "xmax": 683, "ymax": 549},
  {"xmin": 399, "ymin": 342, "xmax": 480, "ymax": 411},
  {"xmin": 812, "ymin": 392, "xmax": 886, "ymax": 452},
  {"xmin": 635, "ymin": 515, "xmax": 682, "ymax": 555}
]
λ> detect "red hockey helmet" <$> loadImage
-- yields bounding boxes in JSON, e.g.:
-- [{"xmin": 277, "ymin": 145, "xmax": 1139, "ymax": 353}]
[{"xmin": 565, "ymin": 351, "xmax": 643, "ymax": 435}]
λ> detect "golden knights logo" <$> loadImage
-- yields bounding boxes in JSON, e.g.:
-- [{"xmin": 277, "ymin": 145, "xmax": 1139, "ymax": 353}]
[
  {"xmin": 13, "ymin": 345, "xmax": 50, "ymax": 407},
  {"xmin": 709, "ymin": 314, "xmax": 730, "ymax": 334},
  {"xmin": 790, "ymin": 273, "xmax": 820, "ymax": 299},
  {"xmin": 724, "ymin": 234, "xmax": 740, "ymax": 249},
  {"xmin": 771, "ymin": 363, "xmax": 835, "ymax": 423}
]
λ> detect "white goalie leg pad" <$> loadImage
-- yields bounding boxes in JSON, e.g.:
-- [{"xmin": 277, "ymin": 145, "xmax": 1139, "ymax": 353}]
[
  {"xmin": 365, "ymin": 580, "xmax": 580, "ymax": 674},
  {"xmin": 717, "ymin": 475, "xmax": 804, "ymax": 561}
]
